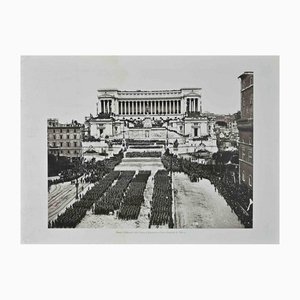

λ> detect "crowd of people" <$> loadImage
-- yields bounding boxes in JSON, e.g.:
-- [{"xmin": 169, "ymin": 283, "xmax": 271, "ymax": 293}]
[
  {"xmin": 118, "ymin": 171, "xmax": 151, "ymax": 220},
  {"xmin": 49, "ymin": 170, "xmax": 121, "ymax": 228},
  {"xmin": 149, "ymin": 170, "xmax": 174, "ymax": 228},
  {"xmin": 126, "ymin": 151, "xmax": 161, "ymax": 158},
  {"xmin": 161, "ymin": 153, "xmax": 253, "ymax": 228},
  {"xmin": 94, "ymin": 171, "xmax": 135, "ymax": 215},
  {"xmin": 48, "ymin": 151, "xmax": 124, "ymax": 191}
]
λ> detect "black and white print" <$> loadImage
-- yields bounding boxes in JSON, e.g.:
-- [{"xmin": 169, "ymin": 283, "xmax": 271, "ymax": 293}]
[{"xmin": 45, "ymin": 56, "xmax": 253, "ymax": 229}]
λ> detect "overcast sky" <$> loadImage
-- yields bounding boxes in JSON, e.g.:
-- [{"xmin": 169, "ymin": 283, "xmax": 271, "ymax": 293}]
[{"xmin": 22, "ymin": 56, "xmax": 277, "ymax": 123}]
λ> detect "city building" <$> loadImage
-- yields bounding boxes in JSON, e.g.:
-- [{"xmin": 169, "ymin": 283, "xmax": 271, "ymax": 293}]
[
  {"xmin": 84, "ymin": 89, "xmax": 217, "ymax": 152},
  {"xmin": 47, "ymin": 119, "xmax": 84, "ymax": 158},
  {"xmin": 237, "ymin": 72, "xmax": 253, "ymax": 188},
  {"xmin": 213, "ymin": 114, "xmax": 239, "ymax": 151}
]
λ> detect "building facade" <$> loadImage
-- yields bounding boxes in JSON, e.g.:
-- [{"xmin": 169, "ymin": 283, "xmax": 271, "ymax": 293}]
[
  {"xmin": 237, "ymin": 72, "xmax": 253, "ymax": 188},
  {"xmin": 47, "ymin": 119, "xmax": 84, "ymax": 158},
  {"xmin": 85, "ymin": 88, "xmax": 216, "ymax": 147},
  {"xmin": 96, "ymin": 88, "xmax": 202, "ymax": 116}
]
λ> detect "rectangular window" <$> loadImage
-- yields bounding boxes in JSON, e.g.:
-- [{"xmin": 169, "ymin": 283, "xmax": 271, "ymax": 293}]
[
  {"xmin": 194, "ymin": 128, "xmax": 198, "ymax": 137},
  {"xmin": 60, "ymin": 142, "xmax": 63, "ymax": 147},
  {"xmin": 67, "ymin": 142, "xmax": 70, "ymax": 147},
  {"xmin": 67, "ymin": 135, "xmax": 69, "ymax": 139},
  {"xmin": 248, "ymin": 150, "xmax": 253, "ymax": 162},
  {"xmin": 241, "ymin": 147, "xmax": 246, "ymax": 160},
  {"xmin": 74, "ymin": 142, "xmax": 77, "ymax": 147},
  {"xmin": 60, "ymin": 135, "xmax": 63, "ymax": 139},
  {"xmin": 74, "ymin": 134, "xmax": 77, "ymax": 139}
]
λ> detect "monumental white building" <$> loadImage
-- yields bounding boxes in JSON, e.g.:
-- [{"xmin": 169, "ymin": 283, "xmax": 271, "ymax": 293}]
[
  {"xmin": 96, "ymin": 88, "xmax": 203, "ymax": 116},
  {"xmin": 84, "ymin": 88, "xmax": 217, "ymax": 153}
]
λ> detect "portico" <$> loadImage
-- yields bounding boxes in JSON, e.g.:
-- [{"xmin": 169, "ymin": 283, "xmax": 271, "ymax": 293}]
[{"xmin": 97, "ymin": 88, "xmax": 202, "ymax": 117}]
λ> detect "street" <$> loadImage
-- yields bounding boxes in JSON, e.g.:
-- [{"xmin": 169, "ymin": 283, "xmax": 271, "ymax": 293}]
[
  {"xmin": 173, "ymin": 173, "xmax": 243, "ymax": 228},
  {"xmin": 48, "ymin": 178, "xmax": 92, "ymax": 222}
]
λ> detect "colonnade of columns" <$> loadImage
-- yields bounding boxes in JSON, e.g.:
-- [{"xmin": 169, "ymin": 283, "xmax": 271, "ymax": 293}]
[
  {"xmin": 186, "ymin": 97, "xmax": 201, "ymax": 113},
  {"xmin": 98, "ymin": 97, "xmax": 201, "ymax": 116},
  {"xmin": 98, "ymin": 99, "xmax": 112, "ymax": 114},
  {"xmin": 118, "ymin": 99, "xmax": 182, "ymax": 115}
]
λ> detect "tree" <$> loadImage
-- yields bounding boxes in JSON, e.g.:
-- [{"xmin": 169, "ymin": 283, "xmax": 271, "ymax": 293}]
[
  {"xmin": 234, "ymin": 110, "xmax": 241, "ymax": 120},
  {"xmin": 48, "ymin": 154, "xmax": 71, "ymax": 176}
]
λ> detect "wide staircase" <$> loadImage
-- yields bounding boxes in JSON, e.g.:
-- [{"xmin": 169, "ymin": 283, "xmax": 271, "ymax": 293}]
[{"xmin": 116, "ymin": 140, "xmax": 165, "ymax": 171}]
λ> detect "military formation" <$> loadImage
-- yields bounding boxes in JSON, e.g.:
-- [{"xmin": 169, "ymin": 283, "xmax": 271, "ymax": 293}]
[
  {"xmin": 118, "ymin": 171, "xmax": 151, "ymax": 220},
  {"xmin": 95, "ymin": 171, "xmax": 135, "ymax": 215},
  {"xmin": 162, "ymin": 153, "xmax": 253, "ymax": 228},
  {"xmin": 149, "ymin": 170, "xmax": 174, "ymax": 228}
]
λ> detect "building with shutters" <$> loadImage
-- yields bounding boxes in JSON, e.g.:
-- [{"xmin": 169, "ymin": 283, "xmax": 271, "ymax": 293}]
[
  {"xmin": 237, "ymin": 72, "xmax": 253, "ymax": 188},
  {"xmin": 47, "ymin": 119, "xmax": 84, "ymax": 158}
]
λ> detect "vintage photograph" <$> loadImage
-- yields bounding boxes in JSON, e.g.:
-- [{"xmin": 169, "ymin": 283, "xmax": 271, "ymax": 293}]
[{"xmin": 44, "ymin": 56, "xmax": 254, "ymax": 229}]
